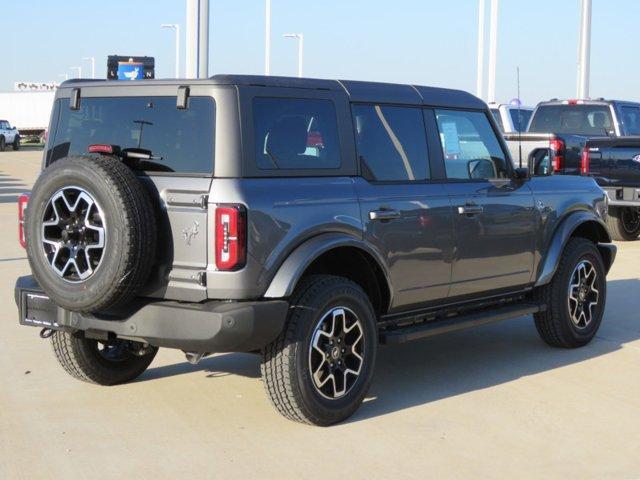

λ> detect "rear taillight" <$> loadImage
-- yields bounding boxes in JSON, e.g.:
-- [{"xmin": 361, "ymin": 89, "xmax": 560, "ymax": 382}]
[
  {"xmin": 18, "ymin": 193, "xmax": 30, "ymax": 248},
  {"xmin": 581, "ymin": 149, "xmax": 590, "ymax": 175},
  {"xmin": 215, "ymin": 205, "xmax": 246, "ymax": 271},
  {"xmin": 549, "ymin": 138, "xmax": 565, "ymax": 173}
]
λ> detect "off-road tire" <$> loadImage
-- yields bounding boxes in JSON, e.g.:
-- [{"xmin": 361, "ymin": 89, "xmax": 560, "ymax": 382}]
[
  {"xmin": 261, "ymin": 275, "xmax": 378, "ymax": 426},
  {"xmin": 25, "ymin": 155, "xmax": 157, "ymax": 313},
  {"xmin": 606, "ymin": 206, "xmax": 640, "ymax": 241},
  {"xmin": 0, "ymin": 136, "xmax": 5, "ymax": 151},
  {"xmin": 12, "ymin": 135, "xmax": 20, "ymax": 151},
  {"xmin": 533, "ymin": 238, "xmax": 606, "ymax": 348},
  {"xmin": 51, "ymin": 331, "xmax": 158, "ymax": 385}
]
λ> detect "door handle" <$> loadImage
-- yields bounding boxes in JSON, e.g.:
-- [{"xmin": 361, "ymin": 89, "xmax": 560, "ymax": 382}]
[
  {"xmin": 369, "ymin": 209, "xmax": 401, "ymax": 221},
  {"xmin": 457, "ymin": 204, "xmax": 484, "ymax": 215}
]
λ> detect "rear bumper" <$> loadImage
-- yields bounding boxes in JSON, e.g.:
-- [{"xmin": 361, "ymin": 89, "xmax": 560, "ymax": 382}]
[
  {"xmin": 604, "ymin": 186, "xmax": 640, "ymax": 207},
  {"xmin": 14, "ymin": 275, "xmax": 288, "ymax": 353}
]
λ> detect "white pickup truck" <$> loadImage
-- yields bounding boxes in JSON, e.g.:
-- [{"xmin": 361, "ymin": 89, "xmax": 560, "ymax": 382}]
[
  {"xmin": 488, "ymin": 103, "xmax": 533, "ymax": 133},
  {"xmin": 0, "ymin": 119, "xmax": 20, "ymax": 151}
]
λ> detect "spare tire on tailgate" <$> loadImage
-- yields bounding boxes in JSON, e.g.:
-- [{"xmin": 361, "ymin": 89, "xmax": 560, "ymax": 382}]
[{"xmin": 25, "ymin": 155, "xmax": 157, "ymax": 313}]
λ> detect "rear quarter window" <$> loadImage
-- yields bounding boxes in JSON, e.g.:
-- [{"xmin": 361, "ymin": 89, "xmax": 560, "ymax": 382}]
[
  {"xmin": 47, "ymin": 96, "xmax": 215, "ymax": 174},
  {"xmin": 252, "ymin": 97, "xmax": 341, "ymax": 170}
]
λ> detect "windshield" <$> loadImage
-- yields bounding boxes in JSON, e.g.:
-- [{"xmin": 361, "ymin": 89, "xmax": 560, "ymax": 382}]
[
  {"xmin": 47, "ymin": 96, "xmax": 215, "ymax": 174},
  {"xmin": 528, "ymin": 104, "xmax": 614, "ymax": 135}
]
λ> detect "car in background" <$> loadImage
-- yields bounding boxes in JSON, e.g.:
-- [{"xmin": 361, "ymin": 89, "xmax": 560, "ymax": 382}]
[
  {"xmin": 489, "ymin": 103, "xmax": 533, "ymax": 133},
  {"xmin": 0, "ymin": 119, "xmax": 20, "ymax": 151},
  {"xmin": 582, "ymin": 136, "xmax": 640, "ymax": 240},
  {"xmin": 503, "ymin": 99, "xmax": 640, "ymax": 176}
]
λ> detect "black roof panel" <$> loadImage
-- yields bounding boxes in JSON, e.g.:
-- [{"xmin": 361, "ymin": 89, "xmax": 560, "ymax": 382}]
[{"xmin": 339, "ymin": 80, "xmax": 423, "ymax": 105}]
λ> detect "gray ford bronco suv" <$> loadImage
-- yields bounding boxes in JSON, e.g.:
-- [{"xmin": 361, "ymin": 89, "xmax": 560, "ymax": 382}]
[{"xmin": 15, "ymin": 75, "xmax": 616, "ymax": 425}]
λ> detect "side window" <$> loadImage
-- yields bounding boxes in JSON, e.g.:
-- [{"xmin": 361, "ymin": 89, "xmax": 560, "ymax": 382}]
[
  {"xmin": 352, "ymin": 104, "xmax": 429, "ymax": 182},
  {"xmin": 434, "ymin": 109, "xmax": 508, "ymax": 181},
  {"xmin": 253, "ymin": 97, "xmax": 341, "ymax": 170},
  {"xmin": 621, "ymin": 106, "xmax": 640, "ymax": 135}
]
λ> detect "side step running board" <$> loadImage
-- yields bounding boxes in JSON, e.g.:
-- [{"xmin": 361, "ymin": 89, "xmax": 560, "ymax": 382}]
[{"xmin": 379, "ymin": 303, "xmax": 545, "ymax": 345}]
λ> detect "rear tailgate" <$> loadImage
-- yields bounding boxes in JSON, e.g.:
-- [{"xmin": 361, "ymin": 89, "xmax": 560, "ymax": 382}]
[{"xmin": 45, "ymin": 94, "xmax": 215, "ymax": 301}]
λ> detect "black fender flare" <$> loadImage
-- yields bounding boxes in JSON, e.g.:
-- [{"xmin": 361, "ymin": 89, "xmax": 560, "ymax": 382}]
[
  {"xmin": 263, "ymin": 232, "xmax": 392, "ymax": 301},
  {"xmin": 535, "ymin": 210, "xmax": 615, "ymax": 286}
]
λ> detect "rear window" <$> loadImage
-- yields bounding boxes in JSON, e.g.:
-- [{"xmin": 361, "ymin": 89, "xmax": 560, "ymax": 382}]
[
  {"xmin": 528, "ymin": 104, "xmax": 613, "ymax": 136},
  {"xmin": 253, "ymin": 97, "xmax": 341, "ymax": 170},
  {"xmin": 47, "ymin": 96, "xmax": 215, "ymax": 174},
  {"xmin": 509, "ymin": 108, "xmax": 532, "ymax": 132},
  {"xmin": 490, "ymin": 108, "xmax": 504, "ymax": 132}
]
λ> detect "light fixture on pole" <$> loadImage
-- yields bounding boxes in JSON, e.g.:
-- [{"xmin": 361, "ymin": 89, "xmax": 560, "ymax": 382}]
[
  {"xmin": 70, "ymin": 66, "xmax": 82, "ymax": 78},
  {"xmin": 265, "ymin": 0, "xmax": 271, "ymax": 75},
  {"xmin": 82, "ymin": 57, "xmax": 95, "ymax": 79},
  {"xmin": 161, "ymin": 24, "xmax": 181, "ymax": 78},
  {"xmin": 283, "ymin": 33, "xmax": 303, "ymax": 78}
]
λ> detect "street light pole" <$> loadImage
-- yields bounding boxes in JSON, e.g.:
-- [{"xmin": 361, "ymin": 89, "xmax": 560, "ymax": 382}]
[
  {"xmin": 161, "ymin": 24, "xmax": 181, "ymax": 78},
  {"xmin": 486, "ymin": 0, "xmax": 499, "ymax": 103},
  {"xmin": 82, "ymin": 57, "xmax": 95, "ymax": 79},
  {"xmin": 284, "ymin": 33, "xmax": 303, "ymax": 78},
  {"xmin": 70, "ymin": 66, "xmax": 82, "ymax": 78},
  {"xmin": 577, "ymin": 0, "xmax": 592, "ymax": 98},
  {"xmin": 476, "ymin": 0, "xmax": 485, "ymax": 99},
  {"xmin": 265, "ymin": 0, "xmax": 271, "ymax": 75}
]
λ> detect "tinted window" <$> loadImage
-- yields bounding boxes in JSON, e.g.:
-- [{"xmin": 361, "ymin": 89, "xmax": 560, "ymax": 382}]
[
  {"xmin": 352, "ymin": 105, "xmax": 429, "ymax": 182},
  {"xmin": 528, "ymin": 104, "xmax": 614, "ymax": 135},
  {"xmin": 253, "ymin": 97, "xmax": 340, "ymax": 170},
  {"xmin": 509, "ymin": 108, "xmax": 532, "ymax": 132},
  {"xmin": 490, "ymin": 108, "xmax": 504, "ymax": 132},
  {"xmin": 621, "ymin": 106, "xmax": 640, "ymax": 135},
  {"xmin": 435, "ymin": 109, "xmax": 508, "ymax": 180},
  {"xmin": 48, "ymin": 97, "xmax": 215, "ymax": 174}
]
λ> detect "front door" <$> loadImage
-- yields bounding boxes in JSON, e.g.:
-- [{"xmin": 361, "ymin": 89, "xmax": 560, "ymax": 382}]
[
  {"xmin": 432, "ymin": 108, "xmax": 536, "ymax": 298},
  {"xmin": 352, "ymin": 104, "xmax": 454, "ymax": 310}
]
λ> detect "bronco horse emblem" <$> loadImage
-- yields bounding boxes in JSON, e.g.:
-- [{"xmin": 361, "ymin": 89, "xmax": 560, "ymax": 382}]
[{"xmin": 182, "ymin": 221, "xmax": 200, "ymax": 245}]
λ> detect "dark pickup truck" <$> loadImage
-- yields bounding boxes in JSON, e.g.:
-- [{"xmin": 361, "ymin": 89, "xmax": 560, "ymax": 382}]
[
  {"xmin": 583, "ymin": 136, "xmax": 640, "ymax": 240},
  {"xmin": 504, "ymin": 99, "xmax": 640, "ymax": 180}
]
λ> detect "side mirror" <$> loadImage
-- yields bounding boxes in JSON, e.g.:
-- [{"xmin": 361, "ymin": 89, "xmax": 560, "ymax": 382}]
[
  {"xmin": 467, "ymin": 159, "xmax": 496, "ymax": 179},
  {"xmin": 514, "ymin": 167, "xmax": 529, "ymax": 179}
]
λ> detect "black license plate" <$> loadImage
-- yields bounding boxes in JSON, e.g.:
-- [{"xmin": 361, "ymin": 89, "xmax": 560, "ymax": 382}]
[{"xmin": 19, "ymin": 291, "xmax": 62, "ymax": 330}]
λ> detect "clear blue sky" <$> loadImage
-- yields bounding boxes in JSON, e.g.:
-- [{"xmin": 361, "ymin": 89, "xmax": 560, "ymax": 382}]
[{"xmin": 5, "ymin": 0, "xmax": 640, "ymax": 104}]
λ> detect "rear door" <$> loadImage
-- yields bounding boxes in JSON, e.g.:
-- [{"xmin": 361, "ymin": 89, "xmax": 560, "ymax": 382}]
[
  {"xmin": 353, "ymin": 103, "xmax": 454, "ymax": 310},
  {"xmin": 431, "ymin": 108, "xmax": 536, "ymax": 298},
  {"xmin": 45, "ymin": 93, "xmax": 215, "ymax": 301}
]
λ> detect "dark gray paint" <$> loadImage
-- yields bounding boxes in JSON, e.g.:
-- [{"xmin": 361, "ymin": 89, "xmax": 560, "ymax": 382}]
[{"xmin": 46, "ymin": 76, "xmax": 615, "ymax": 315}]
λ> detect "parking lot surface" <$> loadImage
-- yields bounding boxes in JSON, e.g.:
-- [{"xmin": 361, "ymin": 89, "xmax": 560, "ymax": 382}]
[{"xmin": 1, "ymin": 149, "xmax": 639, "ymax": 479}]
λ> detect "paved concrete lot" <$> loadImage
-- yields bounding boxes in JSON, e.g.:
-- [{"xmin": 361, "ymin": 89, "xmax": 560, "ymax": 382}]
[{"xmin": 1, "ymin": 149, "xmax": 639, "ymax": 479}]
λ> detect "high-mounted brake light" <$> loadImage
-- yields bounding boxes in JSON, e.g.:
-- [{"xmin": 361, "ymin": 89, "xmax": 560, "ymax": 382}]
[
  {"xmin": 581, "ymin": 149, "xmax": 590, "ymax": 175},
  {"xmin": 215, "ymin": 205, "xmax": 246, "ymax": 271},
  {"xmin": 88, "ymin": 144, "xmax": 114, "ymax": 154},
  {"xmin": 18, "ymin": 193, "xmax": 30, "ymax": 248},
  {"xmin": 549, "ymin": 138, "xmax": 565, "ymax": 173}
]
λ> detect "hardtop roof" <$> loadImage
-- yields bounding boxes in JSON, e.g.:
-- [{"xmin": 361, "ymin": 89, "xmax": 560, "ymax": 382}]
[{"xmin": 58, "ymin": 74, "xmax": 485, "ymax": 109}]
